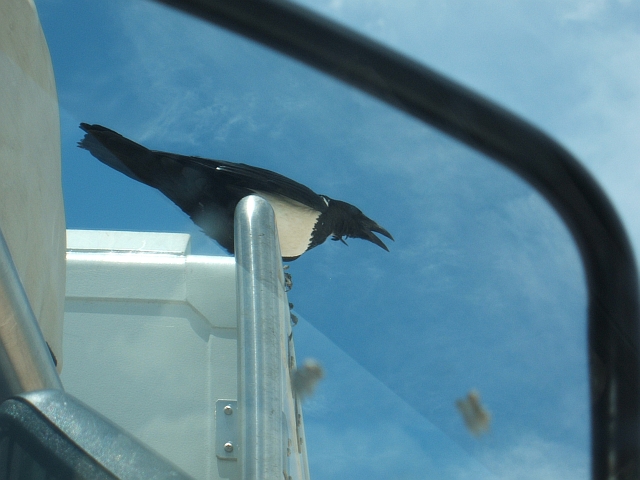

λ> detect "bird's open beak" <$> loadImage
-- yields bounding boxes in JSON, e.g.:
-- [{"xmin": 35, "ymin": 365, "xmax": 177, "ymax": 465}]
[
  {"xmin": 363, "ymin": 222, "xmax": 394, "ymax": 252},
  {"xmin": 371, "ymin": 223, "xmax": 394, "ymax": 241}
]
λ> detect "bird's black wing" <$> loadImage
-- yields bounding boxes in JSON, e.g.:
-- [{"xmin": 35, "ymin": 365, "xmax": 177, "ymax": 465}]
[
  {"xmin": 79, "ymin": 124, "xmax": 244, "ymax": 252},
  {"xmin": 79, "ymin": 124, "xmax": 231, "ymax": 208},
  {"xmin": 175, "ymin": 156, "xmax": 328, "ymax": 212},
  {"xmin": 80, "ymin": 123, "xmax": 327, "ymax": 211}
]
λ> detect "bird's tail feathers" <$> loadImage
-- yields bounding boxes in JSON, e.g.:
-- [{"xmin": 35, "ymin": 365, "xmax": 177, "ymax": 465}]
[{"xmin": 78, "ymin": 123, "xmax": 149, "ymax": 183}]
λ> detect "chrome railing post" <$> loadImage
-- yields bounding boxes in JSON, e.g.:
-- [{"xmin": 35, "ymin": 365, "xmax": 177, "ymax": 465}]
[{"xmin": 235, "ymin": 195, "xmax": 286, "ymax": 480}]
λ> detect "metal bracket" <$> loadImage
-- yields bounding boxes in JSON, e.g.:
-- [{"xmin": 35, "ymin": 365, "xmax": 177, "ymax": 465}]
[{"xmin": 215, "ymin": 400, "xmax": 238, "ymax": 460}]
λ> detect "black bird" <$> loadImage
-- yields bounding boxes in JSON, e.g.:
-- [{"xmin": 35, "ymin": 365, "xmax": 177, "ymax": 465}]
[{"xmin": 78, "ymin": 123, "xmax": 393, "ymax": 261}]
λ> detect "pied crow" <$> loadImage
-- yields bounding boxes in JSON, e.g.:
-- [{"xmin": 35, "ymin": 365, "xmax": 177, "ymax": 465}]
[{"xmin": 78, "ymin": 123, "xmax": 393, "ymax": 261}]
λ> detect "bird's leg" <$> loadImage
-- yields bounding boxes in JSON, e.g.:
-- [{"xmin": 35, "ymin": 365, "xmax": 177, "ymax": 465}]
[
  {"xmin": 331, "ymin": 235, "xmax": 348, "ymax": 246},
  {"xmin": 283, "ymin": 265, "xmax": 297, "ymax": 325}
]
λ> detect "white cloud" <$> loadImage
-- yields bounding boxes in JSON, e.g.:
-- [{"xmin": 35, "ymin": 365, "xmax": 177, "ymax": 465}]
[
  {"xmin": 297, "ymin": 317, "xmax": 588, "ymax": 480},
  {"xmin": 291, "ymin": 0, "xmax": 640, "ymax": 261},
  {"xmin": 560, "ymin": 0, "xmax": 609, "ymax": 21},
  {"xmin": 112, "ymin": 0, "xmax": 640, "ymax": 265},
  {"xmin": 473, "ymin": 435, "xmax": 588, "ymax": 480},
  {"xmin": 307, "ymin": 422, "xmax": 439, "ymax": 479}
]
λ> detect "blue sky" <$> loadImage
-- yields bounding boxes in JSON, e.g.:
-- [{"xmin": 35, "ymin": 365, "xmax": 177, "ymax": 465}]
[{"xmin": 35, "ymin": 0, "xmax": 640, "ymax": 478}]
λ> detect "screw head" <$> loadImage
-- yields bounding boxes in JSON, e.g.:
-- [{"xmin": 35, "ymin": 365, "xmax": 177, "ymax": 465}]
[
  {"xmin": 224, "ymin": 442, "xmax": 234, "ymax": 453},
  {"xmin": 224, "ymin": 405, "xmax": 233, "ymax": 415}
]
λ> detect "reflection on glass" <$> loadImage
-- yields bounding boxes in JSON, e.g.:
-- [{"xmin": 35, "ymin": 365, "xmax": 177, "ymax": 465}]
[{"xmin": 37, "ymin": 0, "xmax": 588, "ymax": 478}]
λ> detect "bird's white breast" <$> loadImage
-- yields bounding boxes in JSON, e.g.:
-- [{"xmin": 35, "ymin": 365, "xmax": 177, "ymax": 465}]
[{"xmin": 254, "ymin": 192, "xmax": 321, "ymax": 258}]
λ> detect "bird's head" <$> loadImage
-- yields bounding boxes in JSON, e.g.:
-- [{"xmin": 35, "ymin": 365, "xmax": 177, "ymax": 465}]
[{"xmin": 325, "ymin": 198, "xmax": 394, "ymax": 251}]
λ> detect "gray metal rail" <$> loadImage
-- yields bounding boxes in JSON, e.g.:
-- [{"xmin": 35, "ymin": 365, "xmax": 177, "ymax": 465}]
[
  {"xmin": 235, "ymin": 195, "xmax": 286, "ymax": 480},
  {"xmin": 0, "ymin": 228, "xmax": 62, "ymax": 401}
]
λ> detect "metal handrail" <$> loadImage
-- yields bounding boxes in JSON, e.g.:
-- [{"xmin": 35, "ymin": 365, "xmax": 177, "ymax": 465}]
[
  {"xmin": 235, "ymin": 195, "xmax": 286, "ymax": 479},
  {"xmin": 155, "ymin": 1, "xmax": 640, "ymax": 477},
  {"xmin": 0, "ymin": 227, "xmax": 62, "ymax": 401}
]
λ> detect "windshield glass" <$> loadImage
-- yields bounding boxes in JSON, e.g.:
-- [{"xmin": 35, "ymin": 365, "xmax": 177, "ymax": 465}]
[{"xmin": 32, "ymin": 1, "xmax": 632, "ymax": 478}]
